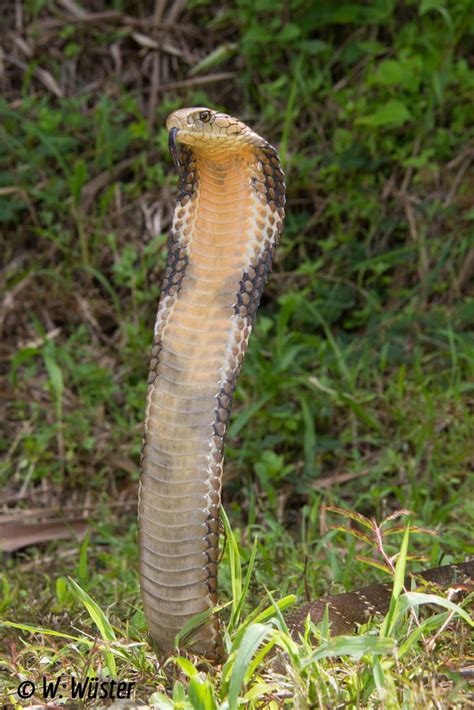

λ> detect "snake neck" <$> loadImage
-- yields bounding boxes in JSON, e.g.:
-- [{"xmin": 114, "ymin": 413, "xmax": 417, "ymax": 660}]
[{"xmin": 139, "ymin": 142, "xmax": 285, "ymax": 658}]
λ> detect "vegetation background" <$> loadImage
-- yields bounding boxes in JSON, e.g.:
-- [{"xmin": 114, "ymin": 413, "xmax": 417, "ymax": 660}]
[{"xmin": 1, "ymin": 0, "xmax": 473, "ymax": 707}]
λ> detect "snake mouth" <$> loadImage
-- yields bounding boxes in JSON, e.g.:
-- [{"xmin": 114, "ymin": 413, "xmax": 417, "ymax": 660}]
[{"xmin": 169, "ymin": 127, "xmax": 181, "ymax": 172}]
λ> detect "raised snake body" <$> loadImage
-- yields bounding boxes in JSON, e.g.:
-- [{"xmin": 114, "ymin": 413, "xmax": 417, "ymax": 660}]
[{"xmin": 139, "ymin": 107, "xmax": 473, "ymax": 659}]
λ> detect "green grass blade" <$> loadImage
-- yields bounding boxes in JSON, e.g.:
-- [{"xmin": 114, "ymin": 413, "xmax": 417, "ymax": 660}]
[
  {"xmin": 228, "ymin": 623, "xmax": 272, "ymax": 710},
  {"xmin": 308, "ymin": 635, "xmax": 396, "ymax": 663},
  {"xmin": 68, "ymin": 578, "xmax": 116, "ymax": 641},
  {"xmin": 174, "ymin": 608, "xmax": 214, "ymax": 649},
  {"xmin": 398, "ymin": 592, "xmax": 473, "ymax": 626},
  {"xmin": 68, "ymin": 577, "xmax": 117, "ymax": 674},
  {"xmin": 233, "ymin": 534, "xmax": 258, "ymax": 628},
  {"xmin": 174, "ymin": 657, "xmax": 198, "ymax": 678},
  {"xmin": 188, "ymin": 674, "xmax": 218, "ymax": 710},
  {"xmin": 380, "ymin": 524, "xmax": 410, "ymax": 637},
  {"xmin": 252, "ymin": 595, "xmax": 296, "ymax": 626},
  {"xmin": 221, "ymin": 506, "xmax": 242, "ymax": 629},
  {"xmin": 0, "ymin": 620, "xmax": 84, "ymax": 643}
]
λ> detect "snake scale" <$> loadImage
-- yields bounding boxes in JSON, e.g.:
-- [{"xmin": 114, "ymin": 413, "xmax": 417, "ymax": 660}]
[{"xmin": 138, "ymin": 107, "xmax": 473, "ymax": 660}]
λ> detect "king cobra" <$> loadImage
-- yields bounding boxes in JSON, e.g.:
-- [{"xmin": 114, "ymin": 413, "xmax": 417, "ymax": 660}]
[{"xmin": 138, "ymin": 107, "xmax": 473, "ymax": 660}]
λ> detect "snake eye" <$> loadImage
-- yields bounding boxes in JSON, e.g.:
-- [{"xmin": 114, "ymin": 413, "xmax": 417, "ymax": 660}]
[{"xmin": 199, "ymin": 110, "xmax": 211, "ymax": 123}]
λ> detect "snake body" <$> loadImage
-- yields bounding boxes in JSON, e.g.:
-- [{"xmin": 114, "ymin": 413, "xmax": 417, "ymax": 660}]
[
  {"xmin": 139, "ymin": 107, "xmax": 284, "ymax": 658},
  {"xmin": 139, "ymin": 107, "xmax": 473, "ymax": 659}
]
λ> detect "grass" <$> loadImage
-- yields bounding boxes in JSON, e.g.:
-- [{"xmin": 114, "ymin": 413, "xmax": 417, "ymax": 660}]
[
  {"xmin": 0, "ymin": 518, "xmax": 472, "ymax": 707},
  {"xmin": 1, "ymin": 0, "xmax": 473, "ymax": 707}
]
